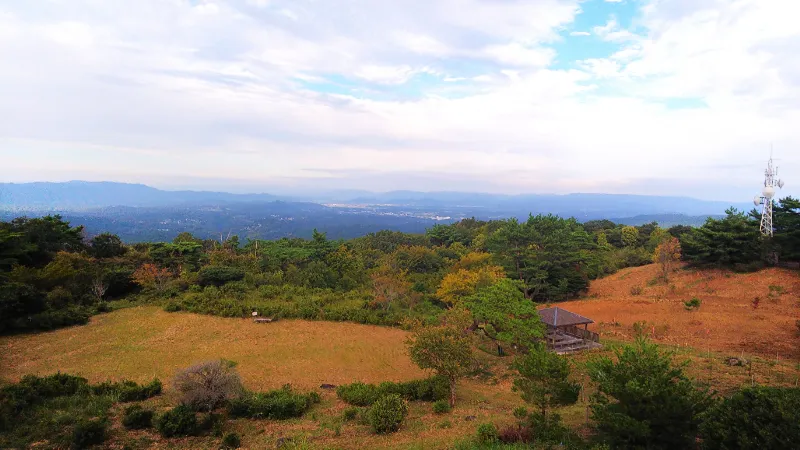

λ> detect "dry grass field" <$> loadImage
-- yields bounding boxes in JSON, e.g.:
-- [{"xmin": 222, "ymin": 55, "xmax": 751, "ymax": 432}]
[
  {"xmin": 2, "ymin": 265, "xmax": 799, "ymax": 449},
  {"xmin": 0, "ymin": 307, "xmax": 523, "ymax": 449},
  {"xmin": 560, "ymin": 263, "xmax": 800, "ymax": 359},
  {"xmin": 0, "ymin": 307, "xmax": 426, "ymax": 390}
]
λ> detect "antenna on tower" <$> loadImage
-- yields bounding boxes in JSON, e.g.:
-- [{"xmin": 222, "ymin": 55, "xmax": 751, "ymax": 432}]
[{"xmin": 754, "ymin": 152, "xmax": 783, "ymax": 237}]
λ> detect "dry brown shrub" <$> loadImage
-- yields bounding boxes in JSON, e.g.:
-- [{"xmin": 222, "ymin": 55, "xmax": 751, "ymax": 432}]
[{"xmin": 173, "ymin": 359, "xmax": 244, "ymax": 411}]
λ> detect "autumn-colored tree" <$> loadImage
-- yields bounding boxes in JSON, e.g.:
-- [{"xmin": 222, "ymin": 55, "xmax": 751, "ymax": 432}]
[
  {"xmin": 451, "ymin": 252, "xmax": 493, "ymax": 271},
  {"xmin": 132, "ymin": 263, "xmax": 173, "ymax": 292},
  {"xmin": 370, "ymin": 267, "xmax": 413, "ymax": 310},
  {"xmin": 621, "ymin": 226, "xmax": 640, "ymax": 248},
  {"xmin": 436, "ymin": 265, "xmax": 505, "ymax": 307},
  {"xmin": 653, "ymin": 237, "xmax": 681, "ymax": 281}
]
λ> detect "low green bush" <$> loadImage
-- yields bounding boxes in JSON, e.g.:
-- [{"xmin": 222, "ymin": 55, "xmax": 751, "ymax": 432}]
[
  {"xmin": 476, "ymin": 423, "xmax": 499, "ymax": 444},
  {"xmin": 0, "ymin": 374, "xmax": 118, "ymax": 448},
  {"xmin": 336, "ymin": 382, "xmax": 378, "ymax": 406},
  {"xmin": 5, "ymin": 306, "xmax": 93, "ymax": 333},
  {"xmin": 164, "ymin": 301, "xmax": 182, "ymax": 312},
  {"xmin": 342, "ymin": 406, "xmax": 359, "ymax": 422},
  {"xmin": 91, "ymin": 379, "xmax": 162, "ymax": 402},
  {"xmin": 684, "ymin": 297, "xmax": 702, "ymax": 310},
  {"xmin": 222, "ymin": 432, "xmax": 242, "ymax": 449},
  {"xmin": 156, "ymin": 405, "xmax": 198, "ymax": 437},
  {"xmin": 197, "ymin": 266, "xmax": 246, "ymax": 287},
  {"xmin": 228, "ymin": 385, "xmax": 319, "ymax": 420},
  {"xmin": 433, "ymin": 400, "xmax": 451, "ymax": 414},
  {"xmin": 336, "ymin": 376, "xmax": 449, "ymax": 406},
  {"xmin": 71, "ymin": 419, "xmax": 107, "ymax": 449},
  {"xmin": 368, "ymin": 394, "xmax": 408, "ymax": 434},
  {"xmin": 122, "ymin": 405, "xmax": 154, "ymax": 430}
]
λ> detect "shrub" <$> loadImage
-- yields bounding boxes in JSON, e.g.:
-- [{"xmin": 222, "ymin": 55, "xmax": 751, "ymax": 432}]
[
  {"xmin": 222, "ymin": 432, "xmax": 242, "ymax": 449},
  {"xmin": 630, "ymin": 285, "xmax": 643, "ymax": 296},
  {"xmin": 122, "ymin": 405, "xmax": 154, "ymax": 430},
  {"xmin": 684, "ymin": 297, "xmax": 702, "ymax": 311},
  {"xmin": 173, "ymin": 360, "xmax": 243, "ymax": 411},
  {"xmin": 71, "ymin": 419, "xmax": 107, "ymax": 449},
  {"xmin": 92, "ymin": 379, "xmax": 162, "ymax": 402},
  {"xmin": 513, "ymin": 406, "xmax": 528, "ymax": 420},
  {"xmin": 526, "ymin": 412, "xmax": 580, "ymax": 446},
  {"xmin": 476, "ymin": 423, "xmax": 499, "ymax": 444},
  {"xmin": 0, "ymin": 373, "xmax": 91, "ymax": 433},
  {"xmin": 336, "ymin": 382, "xmax": 379, "ymax": 406},
  {"xmin": 632, "ymin": 320, "xmax": 649, "ymax": 338},
  {"xmin": 13, "ymin": 373, "xmax": 89, "ymax": 401},
  {"xmin": 342, "ymin": 406, "xmax": 359, "ymax": 422},
  {"xmin": 197, "ymin": 266, "xmax": 246, "ymax": 287},
  {"xmin": 498, "ymin": 424, "xmax": 533, "ymax": 444},
  {"xmin": 164, "ymin": 301, "xmax": 181, "ymax": 312},
  {"xmin": 432, "ymin": 400, "xmax": 451, "ymax": 414},
  {"xmin": 368, "ymin": 394, "xmax": 408, "ymax": 434},
  {"xmin": 336, "ymin": 376, "xmax": 449, "ymax": 406},
  {"xmin": 199, "ymin": 412, "xmax": 224, "ymax": 436},
  {"xmin": 156, "ymin": 405, "xmax": 198, "ymax": 438},
  {"xmin": 228, "ymin": 385, "xmax": 319, "ymax": 420},
  {"xmin": 398, "ymin": 376, "xmax": 450, "ymax": 402},
  {"xmin": 700, "ymin": 386, "xmax": 800, "ymax": 450},
  {"xmin": 768, "ymin": 284, "xmax": 785, "ymax": 295}
]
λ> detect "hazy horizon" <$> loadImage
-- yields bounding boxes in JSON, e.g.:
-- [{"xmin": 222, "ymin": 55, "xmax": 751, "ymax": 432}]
[
  {"xmin": 1, "ymin": 0, "xmax": 798, "ymax": 202},
  {"xmin": 0, "ymin": 179, "xmax": 772, "ymax": 206}
]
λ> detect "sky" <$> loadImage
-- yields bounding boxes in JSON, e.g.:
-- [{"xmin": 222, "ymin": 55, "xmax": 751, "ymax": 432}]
[{"xmin": 1, "ymin": 0, "xmax": 798, "ymax": 201}]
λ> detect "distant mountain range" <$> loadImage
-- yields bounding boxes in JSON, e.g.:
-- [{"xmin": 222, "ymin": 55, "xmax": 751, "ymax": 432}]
[
  {"xmin": 0, "ymin": 181, "xmax": 749, "ymax": 241},
  {"xmin": 0, "ymin": 181, "xmax": 283, "ymax": 210}
]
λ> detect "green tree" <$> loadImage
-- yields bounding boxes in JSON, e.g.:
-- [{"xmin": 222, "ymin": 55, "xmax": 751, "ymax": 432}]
[
  {"xmin": 588, "ymin": 338, "xmax": 714, "ymax": 450},
  {"xmin": 8, "ymin": 216, "xmax": 85, "ymax": 267},
  {"xmin": 700, "ymin": 386, "xmax": 800, "ymax": 450},
  {"xmin": 772, "ymin": 197, "xmax": 800, "ymax": 262},
  {"xmin": 89, "ymin": 233, "xmax": 126, "ymax": 258},
  {"xmin": 512, "ymin": 344, "xmax": 580, "ymax": 420},
  {"xmin": 407, "ymin": 309, "xmax": 473, "ymax": 407},
  {"xmin": 488, "ymin": 215, "xmax": 594, "ymax": 301},
  {"xmin": 682, "ymin": 208, "xmax": 762, "ymax": 268},
  {"xmin": 463, "ymin": 279, "xmax": 544, "ymax": 349}
]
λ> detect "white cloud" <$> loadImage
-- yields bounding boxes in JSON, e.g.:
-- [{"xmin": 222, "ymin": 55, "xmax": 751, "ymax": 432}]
[
  {"xmin": 569, "ymin": 31, "xmax": 590, "ymax": 36},
  {"xmin": 0, "ymin": 0, "xmax": 797, "ymax": 199},
  {"xmin": 579, "ymin": 58, "xmax": 621, "ymax": 78},
  {"xmin": 479, "ymin": 42, "xmax": 555, "ymax": 67},
  {"xmin": 246, "ymin": 0, "xmax": 270, "ymax": 7},
  {"xmin": 353, "ymin": 65, "xmax": 421, "ymax": 85},
  {"xmin": 593, "ymin": 17, "xmax": 638, "ymax": 42}
]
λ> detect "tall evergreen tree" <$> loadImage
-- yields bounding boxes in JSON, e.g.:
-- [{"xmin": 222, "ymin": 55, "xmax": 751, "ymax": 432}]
[
  {"xmin": 681, "ymin": 208, "xmax": 762, "ymax": 268},
  {"xmin": 772, "ymin": 197, "xmax": 800, "ymax": 262}
]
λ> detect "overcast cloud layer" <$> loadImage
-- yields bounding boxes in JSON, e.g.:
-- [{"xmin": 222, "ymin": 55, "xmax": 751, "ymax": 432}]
[{"xmin": 1, "ymin": 0, "xmax": 798, "ymax": 201}]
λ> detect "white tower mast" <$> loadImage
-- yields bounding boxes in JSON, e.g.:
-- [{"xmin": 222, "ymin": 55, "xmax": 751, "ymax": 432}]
[{"xmin": 753, "ymin": 153, "xmax": 784, "ymax": 237}]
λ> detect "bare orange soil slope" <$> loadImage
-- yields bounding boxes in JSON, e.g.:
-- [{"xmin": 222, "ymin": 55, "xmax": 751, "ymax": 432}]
[{"xmin": 558, "ymin": 264, "xmax": 800, "ymax": 359}]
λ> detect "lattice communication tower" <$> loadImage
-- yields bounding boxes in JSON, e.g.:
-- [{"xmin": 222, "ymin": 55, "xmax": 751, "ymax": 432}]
[{"xmin": 753, "ymin": 155, "xmax": 784, "ymax": 237}]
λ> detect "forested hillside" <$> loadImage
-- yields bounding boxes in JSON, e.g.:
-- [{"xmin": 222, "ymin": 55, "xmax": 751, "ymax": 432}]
[{"xmin": 2, "ymin": 197, "xmax": 797, "ymax": 334}]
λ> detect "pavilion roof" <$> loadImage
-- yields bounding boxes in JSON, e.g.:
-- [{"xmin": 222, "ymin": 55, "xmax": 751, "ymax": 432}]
[{"xmin": 538, "ymin": 307, "xmax": 594, "ymax": 327}]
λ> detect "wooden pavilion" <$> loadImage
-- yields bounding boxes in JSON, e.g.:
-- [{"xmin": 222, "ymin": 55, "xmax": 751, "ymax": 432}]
[{"xmin": 539, "ymin": 307, "xmax": 601, "ymax": 354}]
